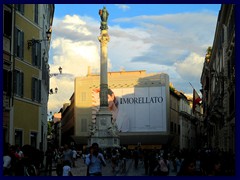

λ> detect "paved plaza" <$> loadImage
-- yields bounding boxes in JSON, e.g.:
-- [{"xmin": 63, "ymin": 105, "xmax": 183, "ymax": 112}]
[{"xmin": 40, "ymin": 157, "xmax": 177, "ymax": 176}]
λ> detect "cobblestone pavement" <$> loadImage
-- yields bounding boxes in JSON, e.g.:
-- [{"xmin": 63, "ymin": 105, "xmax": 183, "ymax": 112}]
[{"xmin": 40, "ymin": 158, "xmax": 177, "ymax": 176}]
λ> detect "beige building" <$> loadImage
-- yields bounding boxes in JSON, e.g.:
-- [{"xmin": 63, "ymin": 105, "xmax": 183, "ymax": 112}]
[
  {"xmin": 169, "ymin": 85, "xmax": 203, "ymax": 150},
  {"xmin": 60, "ymin": 70, "xmax": 172, "ymax": 148}
]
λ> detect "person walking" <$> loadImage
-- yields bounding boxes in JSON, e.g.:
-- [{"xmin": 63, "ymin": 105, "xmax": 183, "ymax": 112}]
[
  {"xmin": 72, "ymin": 148, "xmax": 77, "ymax": 167},
  {"xmin": 158, "ymin": 154, "xmax": 169, "ymax": 176},
  {"xmin": 85, "ymin": 143, "xmax": 106, "ymax": 176},
  {"xmin": 45, "ymin": 147, "xmax": 53, "ymax": 175},
  {"xmin": 133, "ymin": 147, "xmax": 139, "ymax": 169},
  {"xmin": 62, "ymin": 144, "xmax": 73, "ymax": 167},
  {"xmin": 3, "ymin": 143, "xmax": 12, "ymax": 176},
  {"xmin": 62, "ymin": 160, "xmax": 73, "ymax": 176},
  {"xmin": 143, "ymin": 149, "xmax": 149, "ymax": 175},
  {"xmin": 177, "ymin": 156, "xmax": 196, "ymax": 176},
  {"xmin": 111, "ymin": 148, "xmax": 118, "ymax": 172}
]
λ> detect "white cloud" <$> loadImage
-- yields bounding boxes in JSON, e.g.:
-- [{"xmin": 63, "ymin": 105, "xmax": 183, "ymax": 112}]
[
  {"xmin": 115, "ymin": 4, "xmax": 130, "ymax": 11},
  {"xmin": 174, "ymin": 52, "xmax": 204, "ymax": 80},
  {"xmin": 48, "ymin": 10, "xmax": 217, "ymax": 113}
]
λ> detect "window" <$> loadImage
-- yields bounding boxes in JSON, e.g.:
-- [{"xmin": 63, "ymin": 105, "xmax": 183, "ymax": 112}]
[
  {"xmin": 34, "ymin": 4, "xmax": 38, "ymax": 24},
  {"xmin": 3, "ymin": 69, "xmax": 12, "ymax": 96},
  {"xmin": 16, "ymin": 4, "xmax": 24, "ymax": 15},
  {"xmin": 174, "ymin": 123, "xmax": 177, "ymax": 133},
  {"xmin": 14, "ymin": 28, "xmax": 24, "ymax": 59},
  {"xmin": 32, "ymin": 77, "xmax": 41, "ymax": 102},
  {"xmin": 32, "ymin": 42, "xmax": 41, "ymax": 68},
  {"xmin": 3, "ymin": 127, "xmax": 8, "ymax": 143},
  {"xmin": 30, "ymin": 132, "xmax": 37, "ymax": 148},
  {"xmin": 15, "ymin": 130, "xmax": 23, "ymax": 147},
  {"xmin": 81, "ymin": 119, "xmax": 87, "ymax": 132},
  {"xmin": 4, "ymin": 9, "xmax": 12, "ymax": 37},
  {"xmin": 170, "ymin": 122, "xmax": 173, "ymax": 133},
  {"xmin": 14, "ymin": 70, "xmax": 24, "ymax": 97}
]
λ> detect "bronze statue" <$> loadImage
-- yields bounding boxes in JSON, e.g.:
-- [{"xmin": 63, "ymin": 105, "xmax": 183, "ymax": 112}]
[{"xmin": 99, "ymin": 6, "xmax": 109, "ymax": 30}]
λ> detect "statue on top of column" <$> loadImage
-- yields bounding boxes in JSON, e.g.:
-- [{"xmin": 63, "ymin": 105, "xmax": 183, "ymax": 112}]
[{"xmin": 99, "ymin": 6, "xmax": 109, "ymax": 30}]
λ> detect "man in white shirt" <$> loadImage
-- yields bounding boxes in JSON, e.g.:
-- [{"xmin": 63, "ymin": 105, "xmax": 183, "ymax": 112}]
[{"xmin": 85, "ymin": 143, "xmax": 106, "ymax": 176}]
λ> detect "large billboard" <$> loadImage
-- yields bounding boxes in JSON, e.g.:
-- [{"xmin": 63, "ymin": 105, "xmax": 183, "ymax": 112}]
[{"xmin": 92, "ymin": 86, "xmax": 167, "ymax": 132}]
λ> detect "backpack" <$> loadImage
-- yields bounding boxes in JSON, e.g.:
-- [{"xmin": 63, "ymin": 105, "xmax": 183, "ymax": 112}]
[{"xmin": 160, "ymin": 159, "xmax": 168, "ymax": 172}]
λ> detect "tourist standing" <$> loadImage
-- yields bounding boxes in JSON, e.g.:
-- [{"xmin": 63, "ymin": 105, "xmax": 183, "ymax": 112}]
[
  {"xmin": 85, "ymin": 143, "xmax": 106, "ymax": 176},
  {"xmin": 45, "ymin": 147, "xmax": 54, "ymax": 175},
  {"xmin": 62, "ymin": 144, "xmax": 73, "ymax": 167}
]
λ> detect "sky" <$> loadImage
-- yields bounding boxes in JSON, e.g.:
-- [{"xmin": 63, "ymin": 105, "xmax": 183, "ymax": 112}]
[{"xmin": 48, "ymin": 4, "xmax": 221, "ymax": 114}]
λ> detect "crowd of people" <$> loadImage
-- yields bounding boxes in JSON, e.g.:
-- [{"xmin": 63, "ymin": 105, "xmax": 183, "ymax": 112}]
[
  {"xmin": 3, "ymin": 142, "xmax": 79, "ymax": 176},
  {"xmin": 3, "ymin": 142, "xmax": 44, "ymax": 176},
  {"xmin": 83, "ymin": 144, "xmax": 235, "ymax": 176},
  {"xmin": 3, "ymin": 142, "xmax": 235, "ymax": 176},
  {"xmin": 126, "ymin": 147, "xmax": 235, "ymax": 176}
]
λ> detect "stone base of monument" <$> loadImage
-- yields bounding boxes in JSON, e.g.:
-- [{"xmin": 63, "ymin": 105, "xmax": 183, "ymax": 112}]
[{"xmin": 88, "ymin": 107, "xmax": 120, "ymax": 148}]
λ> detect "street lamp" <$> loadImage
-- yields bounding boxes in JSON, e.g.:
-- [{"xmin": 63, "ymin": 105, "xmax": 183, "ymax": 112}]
[
  {"xmin": 49, "ymin": 67, "xmax": 63, "ymax": 78},
  {"xmin": 49, "ymin": 67, "xmax": 62, "ymax": 95},
  {"xmin": 49, "ymin": 87, "xmax": 58, "ymax": 95},
  {"xmin": 27, "ymin": 27, "xmax": 52, "ymax": 49}
]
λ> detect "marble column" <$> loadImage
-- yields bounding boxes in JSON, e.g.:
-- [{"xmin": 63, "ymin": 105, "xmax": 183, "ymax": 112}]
[
  {"xmin": 98, "ymin": 30, "xmax": 109, "ymax": 108},
  {"xmin": 88, "ymin": 7, "xmax": 119, "ymax": 148}
]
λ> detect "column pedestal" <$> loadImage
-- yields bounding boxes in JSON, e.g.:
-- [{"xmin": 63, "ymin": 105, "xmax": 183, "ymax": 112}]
[{"xmin": 89, "ymin": 107, "xmax": 120, "ymax": 148}]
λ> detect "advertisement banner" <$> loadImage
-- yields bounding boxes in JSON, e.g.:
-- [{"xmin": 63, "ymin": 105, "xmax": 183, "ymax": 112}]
[{"xmin": 92, "ymin": 86, "xmax": 167, "ymax": 133}]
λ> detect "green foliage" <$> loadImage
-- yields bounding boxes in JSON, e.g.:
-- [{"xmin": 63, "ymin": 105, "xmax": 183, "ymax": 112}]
[{"xmin": 47, "ymin": 121, "xmax": 52, "ymax": 135}]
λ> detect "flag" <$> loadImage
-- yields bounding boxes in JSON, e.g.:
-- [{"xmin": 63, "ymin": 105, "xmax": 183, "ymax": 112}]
[{"xmin": 193, "ymin": 89, "xmax": 202, "ymax": 113}]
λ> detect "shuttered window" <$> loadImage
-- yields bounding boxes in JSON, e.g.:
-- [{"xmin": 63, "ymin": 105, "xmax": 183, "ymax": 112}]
[
  {"xmin": 81, "ymin": 119, "xmax": 87, "ymax": 132},
  {"xmin": 14, "ymin": 70, "xmax": 24, "ymax": 97},
  {"xmin": 32, "ymin": 42, "xmax": 41, "ymax": 68},
  {"xmin": 32, "ymin": 77, "xmax": 41, "ymax": 102},
  {"xmin": 14, "ymin": 28, "xmax": 24, "ymax": 59}
]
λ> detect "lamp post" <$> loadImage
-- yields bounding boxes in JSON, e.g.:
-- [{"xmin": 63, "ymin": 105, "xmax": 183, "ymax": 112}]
[
  {"xmin": 49, "ymin": 66, "xmax": 62, "ymax": 94},
  {"xmin": 27, "ymin": 27, "xmax": 52, "ymax": 49},
  {"xmin": 49, "ymin": 66, "xmax": 62, "ymax": 78}
]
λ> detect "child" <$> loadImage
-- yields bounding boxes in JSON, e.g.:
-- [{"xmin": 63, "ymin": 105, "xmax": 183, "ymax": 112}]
[{"xmin": 62, "ymin": 160, "xmax": 73, "ymax": 176}]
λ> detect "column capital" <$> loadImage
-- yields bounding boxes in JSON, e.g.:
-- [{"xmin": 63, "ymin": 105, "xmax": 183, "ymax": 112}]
[{"xmin": 98, "ymin": 30, "xmax": 110, "ymax": 46}]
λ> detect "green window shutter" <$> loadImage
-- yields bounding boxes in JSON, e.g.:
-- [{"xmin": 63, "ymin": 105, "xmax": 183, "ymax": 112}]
[
  {"xmin": 20, "ymin": 72, "xmax": 24, "ymax": 97},
  {"xmin": 13, "ymin": 70, "xmax": 17, "ymax": 94},
  {"xmin": 37, "ymin": 43, "xmax": 41, "ymax": 68},
  {"xmin": 32, "ymin": 43, "xmax": 36, "ymax": 65},
  {"xmin": 38, "ymin": 79, "xmax": 41, "ymax": 102},
  {"xmin": 32, "ymin": 78, "xmax": 35, "ymax": 100},
  {"xmin": 20, "ymin": 31, "xmax": 24, "ymax": 59},
  {"xmin": 14, "ymin": 28, "xmax": 18, "ymax": 56}
]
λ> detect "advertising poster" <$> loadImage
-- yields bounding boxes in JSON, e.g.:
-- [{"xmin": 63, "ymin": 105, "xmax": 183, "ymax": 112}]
[{"xmin": 92, "ymin": 86, "xmax": 167, "ymax": 132}]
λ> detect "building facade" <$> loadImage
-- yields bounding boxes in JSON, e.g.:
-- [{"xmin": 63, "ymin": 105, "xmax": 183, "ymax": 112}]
[
  {"xmin": 58, "ymin": 70, "xmax": 201, "ymax": 150},
  {"xmin": 201, "ymin": 4, "xmax": 235, "ymax": 153},
  {"xmin": 3, "ymin": 4, "xmax": 54, "ymax": 151},
  {"xmin": 169, "ymin": 86, "xmax": 203, "ymax": 150}
]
